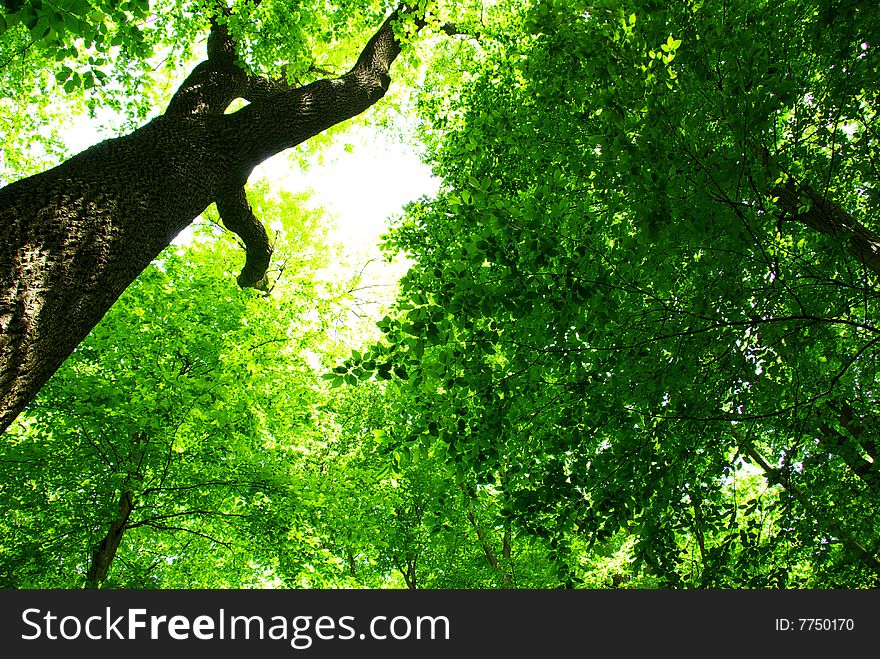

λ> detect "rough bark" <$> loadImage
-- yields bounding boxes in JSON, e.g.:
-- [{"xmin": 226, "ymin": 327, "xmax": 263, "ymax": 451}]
[{"xmin": 0, "ymin": 4, "xmax": 421, "ymax": 434}]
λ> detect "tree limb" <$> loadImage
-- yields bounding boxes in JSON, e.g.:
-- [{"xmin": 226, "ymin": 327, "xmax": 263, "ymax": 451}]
[
  {"xmin": 215, "ymin": 186, "xmax": 271, "ymax": 289},
  {"xmin": 742, "ymin": 443, "xmax": 880, "ymax": 574},
  {"xmin": 774, "ymin": 178, "xmax": 880, "ymax": 276},
  {"xmin": 86, "ymin": 490, "xmax": 135, "ymax": 587}
]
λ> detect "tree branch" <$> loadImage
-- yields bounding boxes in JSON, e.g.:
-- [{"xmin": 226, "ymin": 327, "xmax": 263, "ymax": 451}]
[
  {"xmin": 774, "ymin": 178, "xmax": 880, "ymax": 276},
  {"xmin": 203, "ymin": 3, "xmax": 429, "ymax": 288},
  {"xmin": 215, "ymin": 186, "xmax": 271, "ymax": 289},
  {"xmin": 742, "ymin": 443, "xmax": 880, "ymax": 574},
  {"xmin": 165, "ymin": 23, "xmax": 248, "ymax": 117},
  {"xmin": 139, "ymin": 521, "xmax": 235, "ymax": 551},
  {"xmin": 223, "ymin": 4, "xmax": 427, "ymax": 168},
  {"xmin": 165, "ymin": 0, "xmax": 277, "ymax": 117},
  {"xmin": 86, "ymin": 490, "xmax": 135, "ymax": 587}
]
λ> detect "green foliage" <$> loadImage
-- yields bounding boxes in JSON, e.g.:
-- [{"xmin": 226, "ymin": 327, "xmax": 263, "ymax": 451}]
[
  {"xmin": 4, "ymin": 0, "xmax": 880, "ymax": 589},
  {"xmin": 0, "ymin": 0, "xmax": 205, "ymax": 178},
  {"xmin": 360, "ymin": 0, "xmax": 880, "ymax": 587},
  {"xmin": 275, "ymin": 381, "xmax": 561, "ymax": 588},
  {"xmin": 0, "ymin": 185, "xmax": 341, "ymax": 587}
]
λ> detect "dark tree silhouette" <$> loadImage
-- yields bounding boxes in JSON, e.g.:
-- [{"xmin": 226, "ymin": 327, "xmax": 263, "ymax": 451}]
[{"xmin": 0, "ymin": 3, "xmax": 423, "ymax": 433}]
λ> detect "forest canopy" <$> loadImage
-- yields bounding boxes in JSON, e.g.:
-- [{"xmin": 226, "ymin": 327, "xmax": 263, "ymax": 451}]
[{"xmin": 1, "ymin": 0, "xmax": 878, "ymax": 588}]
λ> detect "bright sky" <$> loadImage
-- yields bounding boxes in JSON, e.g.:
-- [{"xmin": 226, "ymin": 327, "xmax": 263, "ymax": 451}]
[
  {"xmin": 254, "ymin": 128, "xmax": 440, "ymax": 322},
  {"xmin": 253, "ymin": 127, "xmax": 439, "ymax": 261}
]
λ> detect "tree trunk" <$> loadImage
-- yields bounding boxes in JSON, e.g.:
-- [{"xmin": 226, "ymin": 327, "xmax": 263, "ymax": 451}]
[
  {"xmin": 86, "ymin": 490, "xmax": 135, "ymax": 587},
  {"xmin": 774, "ymin": 177, "xmax": 880, "ymax": 275},
  {"xmin": 0, "ymin": 5, "xmax": 421, "ymax": 434}
]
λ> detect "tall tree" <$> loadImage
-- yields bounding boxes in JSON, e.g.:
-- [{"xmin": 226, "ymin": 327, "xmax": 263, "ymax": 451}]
[
  {"xmin": 0, "ymin": 0, "xmax": 428, "ymax": 434},
  {"xmin": 344, "ymin": 0, "xmax": 880, "ymax": 586},
  {"xmin": 0, "ymin": 188, "xmax": 342, "ymax": 588}
]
